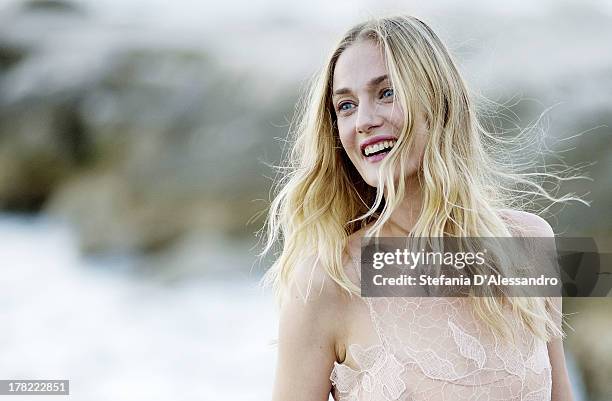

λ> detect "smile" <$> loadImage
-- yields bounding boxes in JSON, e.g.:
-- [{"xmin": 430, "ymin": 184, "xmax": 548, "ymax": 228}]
[
  {"xmin": 361, "ymin": 138, "xmax": 397, "ymax": 163},
  {"xmin": 363, "ymin": 139, "xmax": 396, "ymax": 156}
]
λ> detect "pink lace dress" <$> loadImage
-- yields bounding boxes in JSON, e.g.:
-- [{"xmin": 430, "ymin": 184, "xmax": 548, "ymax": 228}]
[{"xmin": 330, "ymin": 260, "xmax": 553, "ymax": 401}]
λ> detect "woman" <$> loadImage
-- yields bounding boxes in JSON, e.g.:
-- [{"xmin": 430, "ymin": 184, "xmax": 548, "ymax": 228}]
[{"xmin": 260, "ymin": 15, "xmax": 575, "ymax": 401}]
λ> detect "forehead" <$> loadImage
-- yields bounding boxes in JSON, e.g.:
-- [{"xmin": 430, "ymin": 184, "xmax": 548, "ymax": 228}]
[{"xmin": 333, "ymin": 40, "xmax": 388, "ymax": 92}]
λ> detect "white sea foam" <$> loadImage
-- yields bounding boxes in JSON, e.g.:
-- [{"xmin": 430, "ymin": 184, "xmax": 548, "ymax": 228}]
[{"xmin": 0, "ymin": 214, "xmax": 277, "ymax": 401}]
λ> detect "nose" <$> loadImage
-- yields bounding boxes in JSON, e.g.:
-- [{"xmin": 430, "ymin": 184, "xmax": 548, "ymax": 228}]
[{"xmin": 355, "ymin": 102, "xmax": 383, "ymax": 134}]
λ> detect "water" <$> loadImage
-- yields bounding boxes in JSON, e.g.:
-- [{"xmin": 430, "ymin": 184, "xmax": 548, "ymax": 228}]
[{"xmin": 0, "ymin": 214, "xmax": 277, "ymax": 400}]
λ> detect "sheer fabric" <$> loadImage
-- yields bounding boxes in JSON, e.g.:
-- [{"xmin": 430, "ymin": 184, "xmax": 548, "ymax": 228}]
[{"xmin": 330, "ymin": 256, "xmax": 552, "ymax": 401}]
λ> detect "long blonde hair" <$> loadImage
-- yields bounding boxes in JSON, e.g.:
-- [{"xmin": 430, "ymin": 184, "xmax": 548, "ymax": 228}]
[{"xmin": 258, "ymin": 15, "xmax": 585, "ymax": 342}]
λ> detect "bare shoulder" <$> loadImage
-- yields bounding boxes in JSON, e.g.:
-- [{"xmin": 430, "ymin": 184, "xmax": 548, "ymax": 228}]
[
  {"xmin": 281, "ymin": 252, "xmax": 352, "ymax": 346},
  {"xmin": 498, "ymin": 209, "xmax": 555, "ymax": 237},
  {"xmin": 279, "ymin": 251, "xmax": 353, "ymax": 356},
  {"xmin": 288, "ymin": 253, "xmax": 348, "ymax": 307},
  {"xmin": 273, "ymin": 255, "xmax": 350, "ymax": 400}
]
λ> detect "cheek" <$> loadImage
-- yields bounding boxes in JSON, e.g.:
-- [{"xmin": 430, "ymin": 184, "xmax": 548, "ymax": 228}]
[
  {"xmin": 387, "ymin": 105, "xmax": 406, "ymax": 132},
  {"xmin": 337, "ymin": 123, "xmax": 356, "ymax": 154}
]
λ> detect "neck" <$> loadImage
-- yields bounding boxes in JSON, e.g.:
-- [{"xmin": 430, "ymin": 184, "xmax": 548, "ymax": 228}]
[{"xmin": 382, "ymin": 177, "xmax": 423, "ymax": 236}]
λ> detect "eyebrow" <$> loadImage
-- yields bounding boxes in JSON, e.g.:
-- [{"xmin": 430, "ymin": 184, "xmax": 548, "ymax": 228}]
[{"xmin": 332, "ymin": 74, "xmax": 389, "ymax": 97}]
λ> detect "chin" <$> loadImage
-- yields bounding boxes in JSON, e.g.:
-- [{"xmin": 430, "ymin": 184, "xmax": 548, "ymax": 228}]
[
  {"xmin": 362, "ymin": 170, "xmax": 419, "ymax": 190},
  {"xmin": 362, "ymin": 172, "xmax": 380, "ymax": 188}
]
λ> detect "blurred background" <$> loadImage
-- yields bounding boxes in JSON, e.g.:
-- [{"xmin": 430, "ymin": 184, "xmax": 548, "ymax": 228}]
[{"xmin": 0, "ymin": 0, "xmax": 610, "ymax": 400}]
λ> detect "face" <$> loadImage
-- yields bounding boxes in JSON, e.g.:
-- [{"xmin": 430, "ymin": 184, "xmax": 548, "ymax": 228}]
[{"xmin": 332, "ymin": 40, "xmax": 428, "ymax": 188}]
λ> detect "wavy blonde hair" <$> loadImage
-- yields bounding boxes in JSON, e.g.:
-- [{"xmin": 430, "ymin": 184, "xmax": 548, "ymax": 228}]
[{"xmin": 258, "ymin": 15, "xmax": 585, "ymax": 342}]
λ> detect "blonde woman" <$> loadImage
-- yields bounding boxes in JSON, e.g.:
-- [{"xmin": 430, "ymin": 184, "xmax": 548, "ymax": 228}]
[{"xmin": 261, "ymin": 15, "xmax": 575, "ymax": 401}]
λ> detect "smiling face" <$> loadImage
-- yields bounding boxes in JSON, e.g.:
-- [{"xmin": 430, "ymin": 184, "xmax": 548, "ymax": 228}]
[{"xmin": 332, "ymin": 40, "xmax": 428, "ymax": 188}]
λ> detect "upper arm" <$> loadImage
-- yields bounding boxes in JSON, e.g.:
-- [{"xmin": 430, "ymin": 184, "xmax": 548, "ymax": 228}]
[
  {"xmin": 547, "ymin": 297, "xmax": 574, "ymax": 401},
  {"xmin": 501, "ymin": 211, "xmax": 573, "ymax": 399},
  {"xmin": 271, "ymin": 257, "xmax": 345, "ymax": 401}
]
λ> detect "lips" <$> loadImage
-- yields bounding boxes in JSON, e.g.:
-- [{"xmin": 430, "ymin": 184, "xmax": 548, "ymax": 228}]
[{"xmin": 365, "ymin": 151, "xmax": 391, "ymax": 163}]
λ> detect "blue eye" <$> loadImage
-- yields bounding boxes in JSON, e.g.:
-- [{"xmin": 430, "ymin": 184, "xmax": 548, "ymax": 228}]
[
  {"xmin": 338, "ymin": 102, "xmax": 354, "ymax": 112},
  {"xmin": 381, "ymin": 88, "xmax": 394, "ymax": 98}
]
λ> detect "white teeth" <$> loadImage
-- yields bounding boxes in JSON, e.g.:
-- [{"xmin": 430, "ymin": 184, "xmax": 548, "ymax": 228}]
[{"xmin": 364, "ymin": 139, "xmax": 396, "ymax": 156}]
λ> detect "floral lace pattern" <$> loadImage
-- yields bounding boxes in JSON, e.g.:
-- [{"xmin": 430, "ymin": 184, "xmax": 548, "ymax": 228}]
[
  {"xmin": 330, "ymin": 297, "xmax": 553, "ymax": 401},
  {"xmin": 329, "ymin": 251, "xmax": 553, "ymax": 401},
  {"xmin": 331, "ymin": 343, "xmax": 406, "ymax": 401}
]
